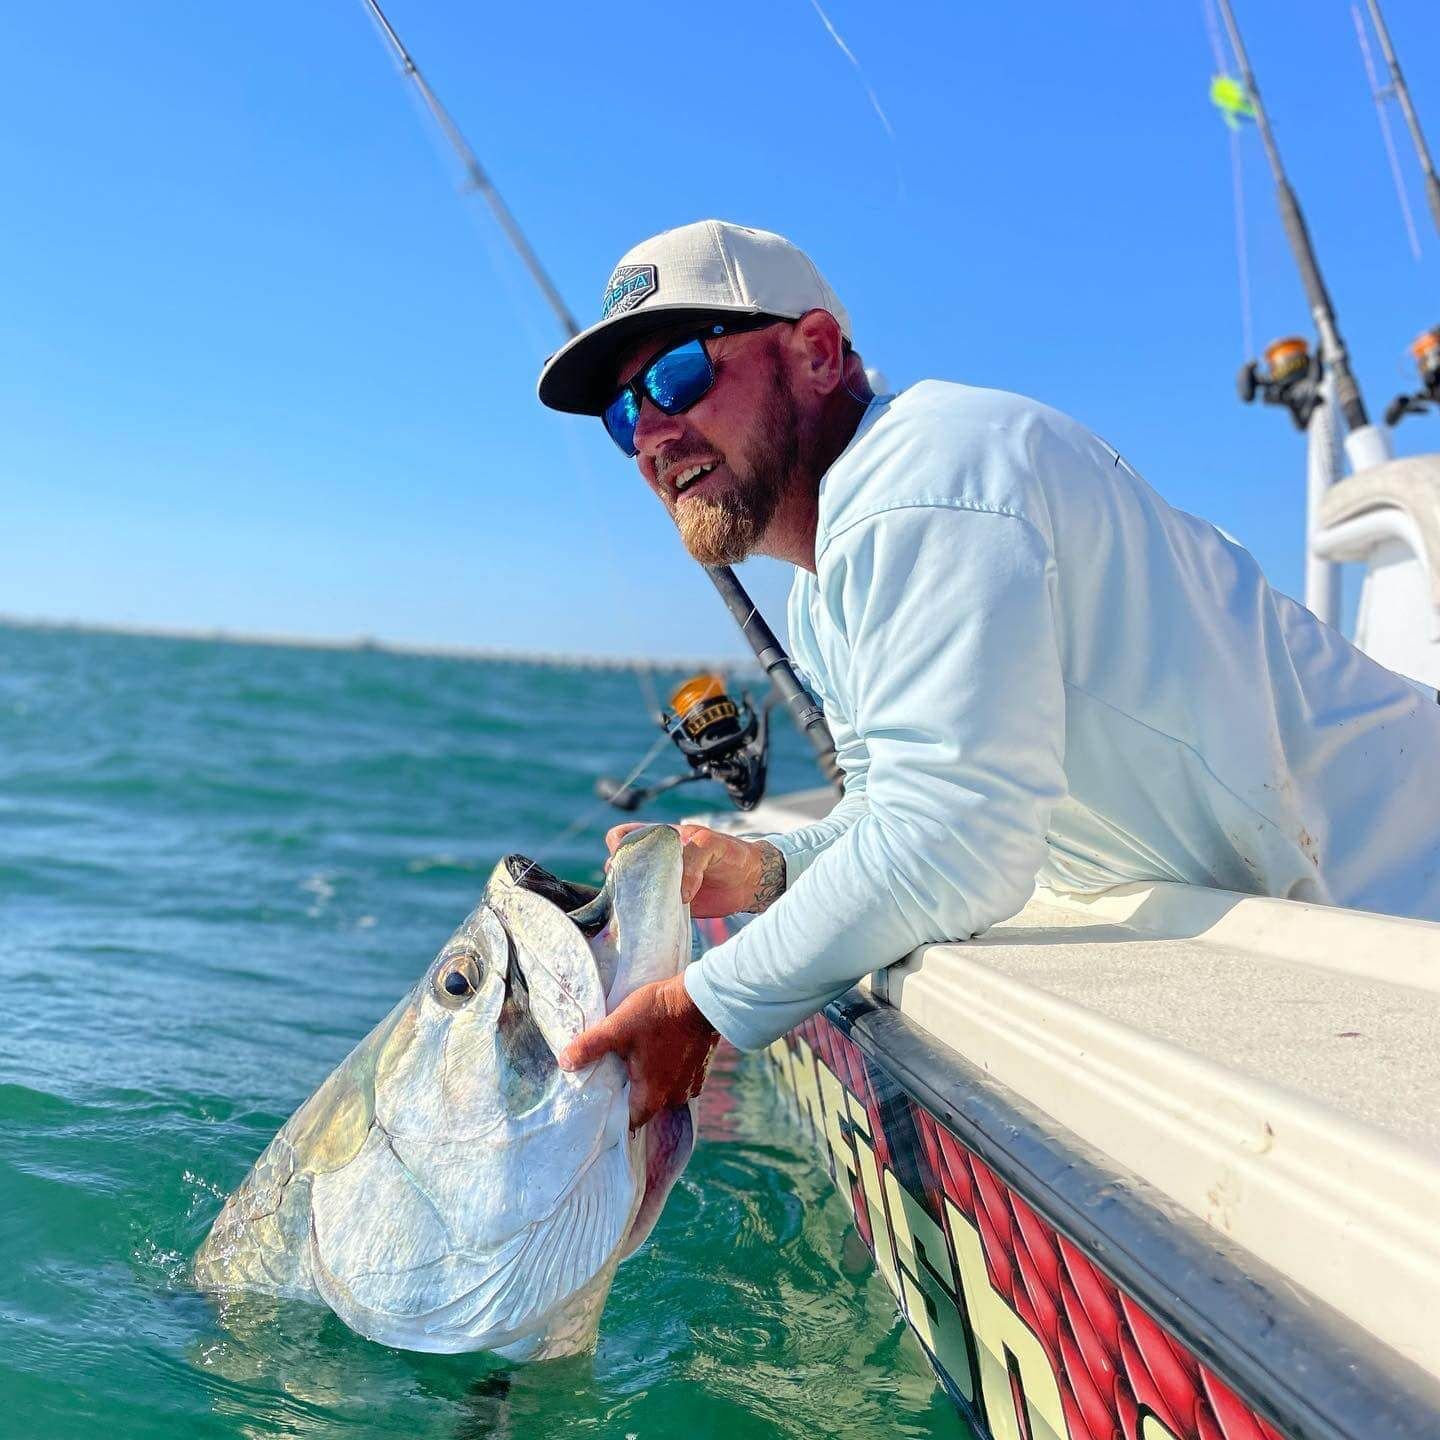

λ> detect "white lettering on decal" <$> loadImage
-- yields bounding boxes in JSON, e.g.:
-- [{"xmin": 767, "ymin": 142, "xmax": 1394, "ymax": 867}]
[
  {"xmin": 816, "ymin": 1060, "xmax": 862, "ymax": 1221},
  {"xmin": 844, "ymin": 1094, "xmax": 900, "ymax": 1297},
  {"xmin": 946, "ymin": 1197, "xmax": 1067, "ymax": 1440},
  {"xmin": 1141, "ymin": 1416, "xmax": 1181, "ymax": 1440},
  {"xmin": 881, "ymin": 1159, "xmax": 977, "ymax": 1401},
  {"xmin": 766, "ymin": 1035, "xmax": 1204, "ymax": 1440},
  {"xmin": 788, "ymin": 1036, "xmax": 828, "ymax": 1138}
]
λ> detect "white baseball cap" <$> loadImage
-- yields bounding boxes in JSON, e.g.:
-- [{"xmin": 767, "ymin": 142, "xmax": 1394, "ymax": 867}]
[{"xmin": 537, "ymin": 219, "xmax": 852, "ymax": 415}]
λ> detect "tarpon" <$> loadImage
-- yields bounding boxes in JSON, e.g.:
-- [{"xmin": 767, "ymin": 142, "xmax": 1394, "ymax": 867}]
[{"xmin": 194, "ymin": 825, "xmax": 696, "ymax": 1359}]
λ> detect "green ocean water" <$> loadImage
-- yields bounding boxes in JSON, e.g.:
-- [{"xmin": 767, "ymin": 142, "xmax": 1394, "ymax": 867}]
[{"xmin": 0, "ymin": 622, "xmax": 960, "ymax": 1440}]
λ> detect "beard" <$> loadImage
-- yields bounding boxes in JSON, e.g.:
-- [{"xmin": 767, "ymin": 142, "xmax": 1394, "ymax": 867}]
[{"xmin": 673, "ymin": 361, "xmax": 800, "ymax": 567}]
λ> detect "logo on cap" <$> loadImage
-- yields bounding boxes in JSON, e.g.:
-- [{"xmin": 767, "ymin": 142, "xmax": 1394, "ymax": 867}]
[{"xmin": 602, "ymin": 264, "xmax": 658, "ymax": 320}]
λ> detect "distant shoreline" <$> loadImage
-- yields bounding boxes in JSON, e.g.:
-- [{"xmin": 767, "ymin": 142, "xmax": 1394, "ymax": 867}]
[{"xmin": 0, "ymin": 614, "xmax": 756, "ymax": 674}]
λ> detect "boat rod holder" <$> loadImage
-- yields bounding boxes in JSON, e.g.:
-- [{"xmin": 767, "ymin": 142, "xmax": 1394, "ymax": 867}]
[
  {"xmin": 1384, "ymin": 325, "xmax": 1440, "ymax": 428},
  {"xmin": 1238, "ymin": 336, "xmax": 1323, "ymax": 431}
]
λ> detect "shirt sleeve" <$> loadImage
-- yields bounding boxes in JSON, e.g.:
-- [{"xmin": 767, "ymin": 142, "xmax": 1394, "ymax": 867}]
[
  {"xmin": 766, "ymin": 787, "xmax": 868, "ymax": 885},
  {"xmin": 763, "ymin": 695, "xmax": 872, "ymax": 882},
  {"xmin": 755, "ymin": 586, "xmax": 874, "ymax": 882},
  {"xmin": 684, "ymin": 502, "xmax": 1068, "ymax": 1051}
]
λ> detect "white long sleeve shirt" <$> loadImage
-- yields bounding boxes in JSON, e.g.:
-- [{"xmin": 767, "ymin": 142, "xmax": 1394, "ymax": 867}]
[{"xmin": 683, "ymin": 381, "xmax": 1440, "ymax": 1052}]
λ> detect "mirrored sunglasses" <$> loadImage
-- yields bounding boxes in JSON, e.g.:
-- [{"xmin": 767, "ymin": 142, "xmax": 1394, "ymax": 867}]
[{"xmin": 602, "ymin": 316, "xmax": 781, "ymax": 457}]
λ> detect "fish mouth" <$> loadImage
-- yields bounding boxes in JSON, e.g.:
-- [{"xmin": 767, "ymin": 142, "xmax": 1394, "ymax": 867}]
[
  {"xmin": 498, "ymin": 855, "xmax": 608, "ymax": 935},
  {"xmin": 480, "ymin": 855, "xmax": 617, "ymax": 1081},
  {"xmin": 493, "ymin": 825, "xmax": 679, "ymax": 935},
  {"xmin": 486, "ymin": 825, "xmax": 686, "ymax": 1022},
  {"xmin": 477, "ymin": 865, "xmax": 601, "ymax": 1115}
]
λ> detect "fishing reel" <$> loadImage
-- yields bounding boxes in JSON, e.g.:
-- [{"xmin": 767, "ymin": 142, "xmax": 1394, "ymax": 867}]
[
  {"xmin": 595, "ymin": 672, "xmax": 770, "ymax": 813},
  {"xmin": 1237, "ymin": 336, "xmax": 1323, "ymax": 431},
  {"xmin": 1384, "ymin": 325, "xmax": 1440, "ymax": 428}
]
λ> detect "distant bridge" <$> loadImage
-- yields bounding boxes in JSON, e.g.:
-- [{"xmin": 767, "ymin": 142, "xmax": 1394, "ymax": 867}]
[{"xmin": 0, "ymin": 615, "xmax": 759, "ymax": 676}]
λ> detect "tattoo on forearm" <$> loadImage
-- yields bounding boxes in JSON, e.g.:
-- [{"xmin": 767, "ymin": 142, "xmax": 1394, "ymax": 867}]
[{"xmin": 747, "ymin": 841, "xmax": 787, "ymax": 914}]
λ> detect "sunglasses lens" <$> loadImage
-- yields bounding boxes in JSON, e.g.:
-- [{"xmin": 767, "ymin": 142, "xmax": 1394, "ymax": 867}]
[
  {"xmin": 645, "ymin": 340, "xmax": 713, "ymax": 413},
  {"xmin": 601, "ymin": 336, "xmax": 718, "ymax": 457},
  {"xmin": 603, "ymin": 387, "xmax": 641, "ymax": 456}
]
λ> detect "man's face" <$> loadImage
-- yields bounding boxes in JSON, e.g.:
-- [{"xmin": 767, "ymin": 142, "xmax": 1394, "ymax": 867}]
[{"xmin": 611, "ymin": 323, "xmax": 801, "ymax": 567}]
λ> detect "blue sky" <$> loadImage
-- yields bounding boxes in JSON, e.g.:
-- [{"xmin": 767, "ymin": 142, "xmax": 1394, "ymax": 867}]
[{"xmin": 3, "ymin": 1, "xmax": 1436, "ymax": 659}]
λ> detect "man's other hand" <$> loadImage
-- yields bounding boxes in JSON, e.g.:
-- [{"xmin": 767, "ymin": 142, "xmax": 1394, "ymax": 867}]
[
  {"xmin": 605, "ymin": 822, "xmax": 785, "ymax": 918},
  {"xmin": 557, "ymin": 974, "xmax": 719, "ymax": 1130}
]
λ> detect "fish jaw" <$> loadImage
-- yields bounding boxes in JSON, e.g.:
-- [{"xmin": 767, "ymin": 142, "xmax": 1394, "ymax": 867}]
[
  {"xmin": 487, "ymin": 881, "xmax": 606, "ymax": 1057},
  {"xmin": 601, "ymin": 825, "xmax": 690, "ymax": 1008}
]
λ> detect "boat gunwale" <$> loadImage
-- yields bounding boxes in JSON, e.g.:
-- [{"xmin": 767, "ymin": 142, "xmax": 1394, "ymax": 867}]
[{"xmin": 819, "ymin": 986, "xmax": 1440, "ymax": 1440}]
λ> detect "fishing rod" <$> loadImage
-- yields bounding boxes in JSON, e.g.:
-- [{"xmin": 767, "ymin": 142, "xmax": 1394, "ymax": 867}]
[
  {"xmin": 1365, "ymin": 0, "xmax": 1440, "ymax": 241},
  {"xmin": 1357, "ymin": 0, "xmax": 1440, "ymax": 430},
  {"xmin": 1218, "ymin": 0, "xmax": 1390, "ymax": 473},
  {"xmin": 358, "ymin": 0, "xmax": 843, "ymax": 801},
  {"xmin": 1353, "ymin": 1, "xmax": 1421, "ymax": 264}
]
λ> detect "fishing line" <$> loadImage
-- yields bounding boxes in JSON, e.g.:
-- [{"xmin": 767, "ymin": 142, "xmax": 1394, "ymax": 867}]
[
  {"xmin": 1230, "ymin": 130, "xmax": 1256, "ymax": 363},
  {"xmin": 1202, "ymin": 0, "xmax": 1256, "ymax": 361},
  {"xmin": 636, "ymin": 664, "xmax": 661, "ymax": 718},
  {"xmin": 1352, "ymin": 2, "xmax": 1422, "ymax": 262},
  {"xmin": 424, "ymin": 187, "xmax": 646, "ymax": 682},
  {"xmin": 804, "ymin": 0, "xmax": 904, "ymax": 200},
  {"xmin": 840, "ymin": 359, "xmax": 874, "ymax": 408},
  {"xmin": 370, "ymin": 19, "xmax": 641, "ymax": 595},
  {"xmin": 370, "ymin": 24, "xmax": 560, "ymax": 358},
  {"xmin": 1201, "ymin": 0, "xmax": 1227, "ymax": 73},
  {"xmin": 511, "ymin": 727, "xmax": 675, "ymax": 890},
  {"xmin": 553, "ymin": 415, "xmax": 656, "ymax": 619},
  {"xmin": 472, "ymin": 205, "xmax": 566, "ymax": 366}
]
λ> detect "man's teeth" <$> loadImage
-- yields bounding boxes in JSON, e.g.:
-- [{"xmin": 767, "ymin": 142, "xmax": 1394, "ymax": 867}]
[{"xmin": 674, "ymin": 462, "xmax": 718, "ymax": 492}]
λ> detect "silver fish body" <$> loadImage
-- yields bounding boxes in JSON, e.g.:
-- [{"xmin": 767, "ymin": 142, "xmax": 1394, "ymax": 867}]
[{"xmin": 194, "ymin": 825, "xmax": 695, "ymax": 1359}]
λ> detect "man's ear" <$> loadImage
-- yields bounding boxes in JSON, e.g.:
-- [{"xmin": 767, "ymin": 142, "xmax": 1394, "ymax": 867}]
[{"xmin": 790, "ymin": 309, "xmax": 847, "ymax": 397}]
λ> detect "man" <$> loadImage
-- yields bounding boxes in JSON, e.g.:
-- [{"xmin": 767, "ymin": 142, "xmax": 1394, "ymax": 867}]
[{"xmin": 536, "ymin": 219, "xmax": 1440, "ymax": 1126}]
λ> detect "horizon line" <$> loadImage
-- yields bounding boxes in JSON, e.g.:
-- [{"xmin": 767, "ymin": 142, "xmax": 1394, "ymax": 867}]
[{"xmin": 0, "ymin": 613, "xmax": 759, "ymax": 674}]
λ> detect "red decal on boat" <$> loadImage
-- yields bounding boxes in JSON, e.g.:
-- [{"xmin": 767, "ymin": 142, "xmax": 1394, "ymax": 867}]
[
  {"xmin": 755, "ymin": 996, "xmax": 1292, "ymax": 1440},
  {"xmin": 1201, "ymin": 1367, "xmax": 1270, "ymax": 1440}
]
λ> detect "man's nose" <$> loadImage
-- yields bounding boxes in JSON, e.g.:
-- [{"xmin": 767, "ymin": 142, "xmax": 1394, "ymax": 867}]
[{"xmin": 633, "ymin": 396, "xmax": 684, "ymax": 459}]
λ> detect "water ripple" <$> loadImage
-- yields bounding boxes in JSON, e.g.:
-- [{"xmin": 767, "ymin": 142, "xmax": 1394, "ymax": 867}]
[{"xmin": 0, "ymin": 623, "xmax": 963, "ymax": 1440}]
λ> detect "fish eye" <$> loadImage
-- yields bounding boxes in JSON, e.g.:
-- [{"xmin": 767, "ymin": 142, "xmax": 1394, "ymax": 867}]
[{"xmin": 434, "ymin": 953, "xmax": 481, "ymax": 1007}]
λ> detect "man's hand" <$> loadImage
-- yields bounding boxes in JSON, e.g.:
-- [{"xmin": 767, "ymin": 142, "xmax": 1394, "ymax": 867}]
[
  {"xmin": 605, "ymin": 822, "xmax": 786, "ymax": 918},
  {"xmin": 557, "ymin": 973, "xmax": 719, "ymax": 1130}
]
